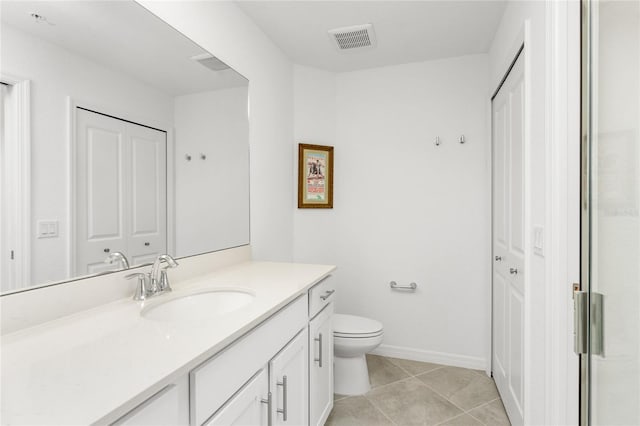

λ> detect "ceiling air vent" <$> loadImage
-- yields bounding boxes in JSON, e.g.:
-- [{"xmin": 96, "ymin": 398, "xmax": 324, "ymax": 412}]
[
  {"xmin": 328, "ymin": 24, "xmax": 376, "ymax": 51},
  {"xmin": 190, "ymin": 53, "xmax": 230, "ymax": 71}
]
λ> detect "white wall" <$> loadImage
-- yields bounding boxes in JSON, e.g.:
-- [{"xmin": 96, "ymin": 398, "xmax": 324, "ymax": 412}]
[
  {"xmin": 174, "ymin": 87, "xmax": 250, "ymax": 257},
  {"xmin": 488, "ymin": 2, "xmax": 547, "ymax": 424},
  {"xmin": 0, "ymin": 25, "xmax": 174, "ymax": 289},
  {"xmin": 294, "ymin": 56, "xmax": 490, "ymax": 368},
  {"xmin": 140, "ymin": 1, "xmax": 295, "ymax": 262}
]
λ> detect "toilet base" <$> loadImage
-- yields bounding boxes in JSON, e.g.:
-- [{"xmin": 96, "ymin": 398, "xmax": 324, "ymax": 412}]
[{"xmin": 334, "ymin": 354, "xmax": 371, "ymax": 395}]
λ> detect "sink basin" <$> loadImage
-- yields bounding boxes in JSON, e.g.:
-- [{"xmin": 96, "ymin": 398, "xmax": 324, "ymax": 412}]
[{"xmin": 141, "ymin": 289, "xmax": 255, "ymax": 322}]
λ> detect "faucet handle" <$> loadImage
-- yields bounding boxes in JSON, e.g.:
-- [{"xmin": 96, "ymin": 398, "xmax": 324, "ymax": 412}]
[
  {"xmin": 158, "ymin": 268, "xmax": 173, "ymax": 293},
  {"xmin": 125, "ymin": 273, "xmax": 148, "ymax": 301}
]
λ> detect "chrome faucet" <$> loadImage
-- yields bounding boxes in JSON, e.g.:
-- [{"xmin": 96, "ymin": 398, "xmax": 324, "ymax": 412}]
[
  {"xmin": 150, "ymin": 254, "xmax": 179, "ymax": 294},
  {"xmin": 104, "ymin": 251, "xmax": 130, "ymax": 270},
  {"xmin": 126, "ymin": 254, "xmax": 179, "ymax": 301}
]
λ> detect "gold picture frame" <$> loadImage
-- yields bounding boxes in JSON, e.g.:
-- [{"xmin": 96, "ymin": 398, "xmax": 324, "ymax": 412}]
[{"xmin": 298, "ymin": 143, "xmax": 334, "ymax": 209}]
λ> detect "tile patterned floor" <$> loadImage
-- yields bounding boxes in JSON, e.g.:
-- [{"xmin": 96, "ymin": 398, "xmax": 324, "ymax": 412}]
[{"xmin": 327, "ymin": 355, "xmax": 511, "ymax": 426}]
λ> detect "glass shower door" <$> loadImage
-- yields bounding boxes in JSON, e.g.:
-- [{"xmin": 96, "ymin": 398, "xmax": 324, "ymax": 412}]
[{"xmin": 582, "ymin": 0, "xmax": 640, "ymax": 424}]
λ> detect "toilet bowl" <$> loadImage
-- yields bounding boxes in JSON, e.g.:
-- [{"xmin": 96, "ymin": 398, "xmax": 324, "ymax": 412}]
[{"xmin": 333, "ymin": 314, "xmax": 383, "ymax": 395}]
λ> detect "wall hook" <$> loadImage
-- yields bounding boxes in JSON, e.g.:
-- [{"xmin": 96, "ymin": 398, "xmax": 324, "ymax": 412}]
[
  {"xmin": 435, "ymin": 136, "xmax": 441, "ymax": 146},
  {"xmin": 459, "ymin": 135, "xmax": 466, "ymax": 144},
  {"xmin": 185, "ymin": 154, "xmax": 192, "ymax": 161}
]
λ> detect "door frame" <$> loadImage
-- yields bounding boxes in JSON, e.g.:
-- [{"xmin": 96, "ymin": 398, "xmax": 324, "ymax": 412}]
[
  {"xmin": 0, "ymin": 74, "xmax": 31, "ymax": 292},
  {"xmin": 545, "ymin": 1, "xmax": 581, "ymax": 424},
  {"xmin": 67, "ymin": 97, "xmax": 175, "ymax": 277}
]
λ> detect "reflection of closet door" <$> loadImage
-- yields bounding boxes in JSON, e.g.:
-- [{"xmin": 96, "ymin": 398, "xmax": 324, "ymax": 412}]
[
  {"xmin": 127, "ymin": 122, "xmax": 166, "ymax": 266},
  {"xmin": 492, "ymin": 50, "xmax": 525, "ymax": 426},
  {"xmin": 75, "ymin": 108, "xmax": 166, "ymax": 275},
  {"xmin": 76, "ymin": 109, "xmax": 128, "ymax": 275}
]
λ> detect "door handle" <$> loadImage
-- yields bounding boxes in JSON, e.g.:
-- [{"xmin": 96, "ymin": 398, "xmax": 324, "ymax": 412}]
[
  {"xmin": 509, "ymin": 267, "xmax": 518, "ymax": 275},
  {"xmin": 314, "ymin": 333, "xmax": 323, "ymax": 367},
  {"xmin": 495, "ymin": 256, "xmax": 502, "ymax": 261},
  {"xmin": 277, "ymin": 375, "xmax": 288, "ymax": 421}
]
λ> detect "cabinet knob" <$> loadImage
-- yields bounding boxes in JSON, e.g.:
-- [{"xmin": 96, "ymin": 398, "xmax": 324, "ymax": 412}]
[{"xmin": 103, "ymin": 248, "xmax": 110, "ymax": 253}]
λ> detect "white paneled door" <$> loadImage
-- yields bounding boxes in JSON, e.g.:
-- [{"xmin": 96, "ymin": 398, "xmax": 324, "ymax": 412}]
[
  {"xmin": 75, "ymin": 108, "xmax": 166, "ymax": 276},
  {"xmin": 492, "ymin": 50, "xmax": 525, "ymax": 426}
]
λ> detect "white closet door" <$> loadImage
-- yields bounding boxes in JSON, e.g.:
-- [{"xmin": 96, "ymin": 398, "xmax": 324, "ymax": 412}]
[
  {"xmin": 76, "ymin": 109, "xmax": 128, "ymax": 276},
  {"xmin": 76, "ymin": 109, "xmax": 166, "ymax": 274},
  {"xmin": 127, "ymin": 122, "xmax": 167, "ymax": 265},
  {"xmin": 492, "ymin": 51, "xmax": 525, "ymax": 426}
]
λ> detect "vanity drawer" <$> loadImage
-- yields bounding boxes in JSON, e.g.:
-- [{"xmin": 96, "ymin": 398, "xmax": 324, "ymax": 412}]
[
  {"xmin": 190, "ymin": 295, "xmax": 307, "ymax": 426},
  {"xmin": 308, "ymin": 275, "xmax": 336, "ymax": 318}
]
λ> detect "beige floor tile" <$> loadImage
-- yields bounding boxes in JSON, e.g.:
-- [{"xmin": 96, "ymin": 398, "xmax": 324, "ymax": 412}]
[
  {"xmin": 467, "ymin": 399, "xmax": 511, "ymax": 426},
  {"xmin": 366, "ymin": 354, "xmax": 411, "ymax": 388},
  {"xmin": 334, "ymin": 393, "xmax": 348, "ymax": 401},
  {"xmin": 416, "ymin": 366, "xmax": 499, "ymax": 410},
  {"xmin": 438, "ymin": 413, "xmax": 484, "ymax": 426},
  {"xmin": 366, "ymin": 377, "xmax": 463, "ymax": 425},
  {"xmin": 386, "ymin": 357, "xmax": 443, "ymax": 376},
  {"xmin": 326, "ymin": 395, "xmax": 393, "ymax": 426}
]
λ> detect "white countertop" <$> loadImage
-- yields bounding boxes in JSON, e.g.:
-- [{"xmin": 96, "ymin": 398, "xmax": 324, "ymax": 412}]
[{"xmin": 0, "ymin": 261, "xmax": 335, "ymax": 425}]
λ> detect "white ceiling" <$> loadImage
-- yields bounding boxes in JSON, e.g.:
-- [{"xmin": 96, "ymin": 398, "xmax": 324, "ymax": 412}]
[
  {"xmin": 236, "ymin": 0, "xmax": 507, "ymax": 72},
  {"xmin": 1, "ymin": 1, "xmax": 248, "ymax": 96}
]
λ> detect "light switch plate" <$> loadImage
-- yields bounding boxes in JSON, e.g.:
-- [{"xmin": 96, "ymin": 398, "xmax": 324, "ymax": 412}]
[
  {"xmin": 533, "ymin": 225, "xmax": 544, "ymax": 255},
  {"xmin": 37, "ymin": 220, "xmax": 59, "ymax": 238}
]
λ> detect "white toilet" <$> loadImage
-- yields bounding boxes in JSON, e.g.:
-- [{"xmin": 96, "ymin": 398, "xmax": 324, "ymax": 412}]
[{"xmin": 333, "ymin": 314, "xmax": 384, "ymax": 395}]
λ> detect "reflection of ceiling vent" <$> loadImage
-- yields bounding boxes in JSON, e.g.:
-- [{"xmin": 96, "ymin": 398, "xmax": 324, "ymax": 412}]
[
  {"xmin": 328, "ymin": 24, "xmax": 376, "ymax": 51},
  {"xmin": 190, "ymin": 53, "xmax": 230, "ymax": 71}
]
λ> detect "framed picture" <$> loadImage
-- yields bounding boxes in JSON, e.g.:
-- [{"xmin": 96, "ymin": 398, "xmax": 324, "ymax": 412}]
[{"xmin": 298, "ymin": 143, "xmax": 334, "ymax": 209}]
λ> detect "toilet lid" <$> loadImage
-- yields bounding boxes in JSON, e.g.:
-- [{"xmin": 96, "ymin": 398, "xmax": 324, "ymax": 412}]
[{"xmin": 333, "ymin": 314, "xmax": 383, "ymax": 336}]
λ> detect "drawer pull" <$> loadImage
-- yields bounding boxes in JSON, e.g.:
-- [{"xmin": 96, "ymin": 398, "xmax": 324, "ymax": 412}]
[
  {"xmin": 314, "ymin": 333, "xmax": 323, "ymax": 367},
  {"xmin": 261, "ymin": 391, "xmax": 272, "ymax": 426},
  {"xmin": 277, "ymin": 375, "xmax": 288, "ymax": 421},
  {"xmin": 320, "ymin": 290, "xmax": 335, "ymax": 301}
]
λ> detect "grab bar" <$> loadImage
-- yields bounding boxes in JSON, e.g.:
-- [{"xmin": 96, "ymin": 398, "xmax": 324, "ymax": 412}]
[{"xmin": 389, "ymin": 281, "xmax": 417, "ymax": 290}]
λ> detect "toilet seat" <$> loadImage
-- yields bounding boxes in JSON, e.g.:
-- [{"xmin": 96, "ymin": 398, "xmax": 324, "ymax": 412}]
[{"xmin": 333, "ymin": 314, "xmax": 383, "ymax": 338}]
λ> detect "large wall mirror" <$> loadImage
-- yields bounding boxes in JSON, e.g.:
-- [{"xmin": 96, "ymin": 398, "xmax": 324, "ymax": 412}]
[{"xmin": 0, "ymin": 1, "xmax": 250, "ymax": 294}]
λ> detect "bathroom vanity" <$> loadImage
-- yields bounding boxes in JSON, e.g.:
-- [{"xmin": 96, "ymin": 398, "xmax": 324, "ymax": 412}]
[{"xmin": 0, "ymin": 248, "xmax": 336, "ymax": 426}]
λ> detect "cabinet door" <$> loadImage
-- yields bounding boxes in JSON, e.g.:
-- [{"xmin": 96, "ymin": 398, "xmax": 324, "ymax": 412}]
[
  {"xmin": 309, "ymin": 303, "xmax": 333, "ymax": 426},
  {"xmin": 270, "ymin": 328, "xmax": 309, "ymax": 426},
  {"xmin": 205, "ymin": 368, "xmax": 269, "ymax": 426},
  {"xmin": 113, "ymin": 376, "xmax": 189, "ymax": 426}
]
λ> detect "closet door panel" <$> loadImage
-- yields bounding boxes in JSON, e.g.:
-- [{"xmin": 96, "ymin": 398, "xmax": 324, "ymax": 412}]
[{"xmin": 76, "ymin": 108, "xmax": 127, "ymax": 275}]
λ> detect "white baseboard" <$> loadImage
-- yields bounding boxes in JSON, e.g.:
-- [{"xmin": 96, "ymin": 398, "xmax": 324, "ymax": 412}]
[{"xmin": 371, "ymin": 344, "xmax": 486, "ymax": 371}]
